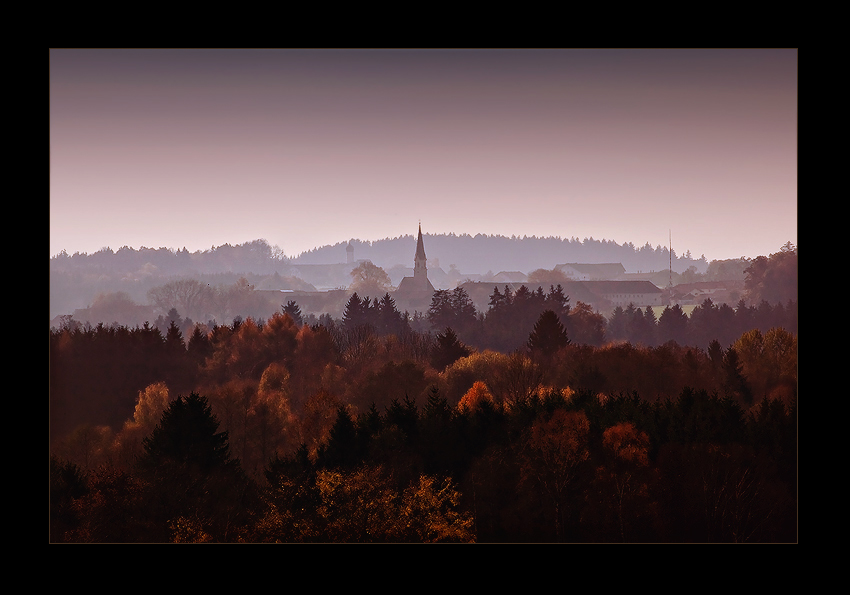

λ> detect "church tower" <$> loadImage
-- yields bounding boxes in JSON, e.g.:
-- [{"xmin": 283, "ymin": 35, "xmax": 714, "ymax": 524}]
[
  {"xmin": 394, "ymin": 223, "xmax": 435, "ymax": 312},
  {"xmin": 414, "ymin": 223, "xmax": 427, "ymax": 279}
]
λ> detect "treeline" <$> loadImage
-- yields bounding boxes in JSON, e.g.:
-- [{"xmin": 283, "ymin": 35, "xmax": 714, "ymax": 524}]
[
  {"xmin": 51, "ymin": 235, "xmax": 709, "ymax": 277},
  {"xmin": 50, "ymin": 281, "xmax": 798, "ymax": 443},
  {"xmin": 49, "ymin": 240, "xmax": 313, "ymax": 321},
  {"xmin": 295, "ymin": 233, "xmax": 710, "ymax": 275},
  {"xmin": 431, "ymin": 243, "xmax": 797, "ymax": 352},
  {"xmin": 50, "ymin": 301, "xmax": 797, "ymax": 541},
  {"xmin": 430, "ymin": 284, "xmax": 797, "ymax": 354},
  {"xmin": 51, "ymin": 239, "xmax": 290, "ymax": 276}
]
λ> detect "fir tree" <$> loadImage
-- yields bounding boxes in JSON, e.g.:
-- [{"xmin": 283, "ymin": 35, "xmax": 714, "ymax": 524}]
[{"xmin": 528, "ymin": 309, "xmax": 571, "ymax": 357}]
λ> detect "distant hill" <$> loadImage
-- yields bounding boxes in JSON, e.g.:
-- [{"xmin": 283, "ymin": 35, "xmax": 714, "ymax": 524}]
[{"xmin": 294, "ymin": 233, "xmax": 709, "ymax": 276}]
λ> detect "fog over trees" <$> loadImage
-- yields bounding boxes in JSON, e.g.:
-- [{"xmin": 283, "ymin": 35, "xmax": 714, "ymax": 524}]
[{"xmin": 50, "ymin": 234, "xmax": 737, "ymax": 324}]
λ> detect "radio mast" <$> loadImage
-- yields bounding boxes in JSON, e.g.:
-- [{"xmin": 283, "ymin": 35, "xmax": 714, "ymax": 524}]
[{"xmin": 669, "ymin": 229, "xmax": 672, "ymax": 289}]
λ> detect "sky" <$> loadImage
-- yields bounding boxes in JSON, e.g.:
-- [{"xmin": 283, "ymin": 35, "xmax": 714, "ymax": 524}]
[{"xmin": 50, "ymin": 48, "xmax": 797, "ymax": 264}]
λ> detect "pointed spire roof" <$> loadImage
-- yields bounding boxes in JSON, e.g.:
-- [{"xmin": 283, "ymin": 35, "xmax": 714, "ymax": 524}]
[{"xmin": 415, "ymin": 223, "xmax": 427, "ymax": 261}]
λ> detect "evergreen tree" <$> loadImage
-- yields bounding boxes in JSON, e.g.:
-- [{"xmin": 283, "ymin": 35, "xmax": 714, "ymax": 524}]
[
  {"xmin": 431, "ymin": 327, "xmax": 472, "ymax": 371},
  {"xmin": 721, "ymin": 347, "xmax": 754, "ymax": 405},
  {"xmin": 187, "ymin": 324, "xmax": 213, "ymax": 364},
  {"xmin": 138, "ymin": 392, "xmax": 232, "ymax": 475},
  {"xmin": 318, "ymin": 406, "xmax": 360, "ymax": 469},
  {"xmin": 135, "ymin": 392, "xmax": 254, "ymax": 541},
  {"xmin": 282, "ymin": 300, "xmax": 303, "ymax": 326},
  {"xmin": 342, "ymin": 293, "xmax": 366, "ymax": 329},
  {"xmin": 165, "ymin": 320, "xmax": 185, "ymax": 355},
  {"xmin": 377, "ymin": 293, "xmax": 407, "ymax": 336},
  {"xmin": 528, "ymin": 309, "xmax": 571, "ymax": 357},
  {"xmin": 608, "ymin": 306, "xmax": 628, "ymax": 342},
  {"xmin": 658, "ymin": 304, "xmax": 689, "ymax": 345}
]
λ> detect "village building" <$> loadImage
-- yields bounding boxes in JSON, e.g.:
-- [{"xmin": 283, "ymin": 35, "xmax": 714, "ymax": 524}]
[
  {"xmin": 581, "ymin": 280, "xmax": 664, "ymax": 309},
  {"xmin": 556, "ymin": 262, "xmax": 626, "ymax": 281}
]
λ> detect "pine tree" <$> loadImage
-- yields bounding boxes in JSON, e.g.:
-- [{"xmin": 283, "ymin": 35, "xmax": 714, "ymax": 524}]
[
  {"xmin": 138, "ymin": 392, "xmax": 231, "ymax": 475},
  {"xmin": 318, "ymin": 406, "xmax": 360, "ymax": 469},
  {"xmin": 135, "ymin": 392, "xmax": 253, "ymax": 542},
  {"xmin": 528, "ymin": 309, "xmax": 571, "ymax": 357},
  {"xmin": 431, "ymin": 327, "xmax": 471, "ymax": 371},
  {"xmin": 282, "ymin": 300, "xmax": 303, "ymax": 325}
]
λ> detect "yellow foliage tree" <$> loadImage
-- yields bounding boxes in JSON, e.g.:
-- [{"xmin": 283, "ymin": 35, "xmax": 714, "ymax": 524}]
[
  {"xmin": 733, "ymin": 327, "xmax": 797, "ymax": 400},
  {"xmin": 313, "ymin": 465, "xmax": 475, "ymax": 543},
  {"xmin": 132, "ymin": 382, "xmax": 171, "ymax": 429}
]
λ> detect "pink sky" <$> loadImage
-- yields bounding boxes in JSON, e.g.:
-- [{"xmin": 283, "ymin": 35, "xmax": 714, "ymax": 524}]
[{"xmin": 49, "ymin": 49, "xmax": 797, "ymax": 265}]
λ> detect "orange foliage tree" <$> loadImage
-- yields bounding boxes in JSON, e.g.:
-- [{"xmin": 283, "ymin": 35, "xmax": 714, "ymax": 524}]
[
  {"xmin": 591, "ymin": 422, "xmax": 653, "ymax": 542},
  {"xmin": 457, "ymin": 380, "xmax": 495, "ymax": 414},
  {"xmin": 519, "ymin": 409, "xmax": 590, "ymax": 541}
]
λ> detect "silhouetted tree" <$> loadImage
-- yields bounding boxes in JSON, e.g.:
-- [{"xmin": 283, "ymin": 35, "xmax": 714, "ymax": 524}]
[
  {"xmin": 745, "ymin": 244, "xmax": 798, "ymax": 305},
  {"xmin": 722, "ymin": 347, "xmax": 754, "ymax": 405},
  {"xmin": 519, "ymin": 409, "xmax": 591, "ymax": 541},
  {"xmin": 282, "ymin": 300, "xmax": 303, "ymax": 326},
  {"xmin": 318, "ymin": 406, "xmax": 360, "ymax": 469},
  {"xmin": 136, "ymin": 392, "xmax": 254, "ymax": 541},
  {"xmin": 431, "ymin": 327, "xmax": 472, "ymax": 371},
  {"xmin": 428, "ymin": 288, "xmax": 478, "ymax": 338},
  {"xmin": 658, "ymin": 304, "xmax": 689, "ymax": 345},
  {"xmin": 528, "ymin": 309, "xmax": 570, "ymax": 357},
  {"xmin": 567, "ymin": 302, "xmax": 606, "ymax": 347}
]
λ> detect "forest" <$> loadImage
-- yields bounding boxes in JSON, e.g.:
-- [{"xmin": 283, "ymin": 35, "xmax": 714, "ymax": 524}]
[
  {"xmin": 49, "ymin": 245, "xmax": 797, "ymax": 543},
  {"xmin": 50, "ymin": 234, "xmax": 720, "ymax": 322}
]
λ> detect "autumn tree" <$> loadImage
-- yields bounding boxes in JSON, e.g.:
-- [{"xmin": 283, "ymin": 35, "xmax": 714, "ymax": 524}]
[
  {"xmin": 457, "ymin": 380, "xmax": 495, "ymax": 415},
  {"xmin": 589, "ymin": 422, "xmax": 653, "ymax": 541},
  {"xmin": 519, "ymin": 409, "xmax": 591, "ymax": 541},
  {"xmin": 349, "ymin": 261, "xmax": 393, "ymax": 295},
  {"xmin": 131, "ymin": 381, "xmax": 171, "ymax": 430},
  {"xmin": 491, "ymin": 352, "xmax": 543, "ymax": 408},
  {"xmin": 567, "ymin": 301, "xmax": 606, "ymax": 346},
  {"xmin": 527, "ymin": 268, "xmax": 570, "ymax": 286},
  {"xmin": 250, "ymin": 363, "xmax": 296, "ymax": 475},
  {"xmin": 147, "ymin": 279, "xmax": 213, "ymax": 322},
  {"xmin": 732, "ymin": 327, "xmax": 797, "ymax": 402},
  {"xmin": 745, "ymin": 243, "xmax": 798, "ymax": 305},
  {"xmin": 303, "ymin": 465, "xmax": 475, "ymax": 543}
]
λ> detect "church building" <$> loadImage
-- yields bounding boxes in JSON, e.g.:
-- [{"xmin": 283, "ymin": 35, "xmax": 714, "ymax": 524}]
[{"xmin": 393, "ymin": 224, "xmax": 436, "ymax": 312}]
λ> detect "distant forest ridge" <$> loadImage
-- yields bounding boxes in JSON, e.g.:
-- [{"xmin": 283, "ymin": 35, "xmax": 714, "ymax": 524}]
[
  {"xmin": 295, "ymin": 234, "xmax": 709, "ymax": 274},
  {"xmin": 53, "ymin": 234, "xmax": 714, "ymax": 276}
]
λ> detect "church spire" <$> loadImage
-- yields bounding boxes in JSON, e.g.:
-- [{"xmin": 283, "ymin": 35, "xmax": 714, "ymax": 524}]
[{"xmin": 414, "ymin": 223, "xmax": 427, "ymax": 279}]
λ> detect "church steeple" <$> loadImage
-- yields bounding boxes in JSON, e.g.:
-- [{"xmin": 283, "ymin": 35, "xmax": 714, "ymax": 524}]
[{"xmin": 414, "ymin": 223, "xmax": 427, "ymax": 279}]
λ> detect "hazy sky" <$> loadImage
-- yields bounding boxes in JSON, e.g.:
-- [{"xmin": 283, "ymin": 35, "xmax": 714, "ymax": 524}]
[{"xmin": 50, "ymin": 48, "xmax": 797, "ymax": 264}]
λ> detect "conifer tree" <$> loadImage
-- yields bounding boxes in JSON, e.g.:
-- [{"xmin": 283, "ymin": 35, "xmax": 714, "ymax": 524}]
[
  {"xmin": 282, "ymin": 300, "xmax": 303, "ymax": 326},
  {"xmin": 528, "ymin": 309, "xmax": 571, "ymax": 357},
  {"xmin": 431, "ymin": 327, "xmax": 471, "ymax": 371}
]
